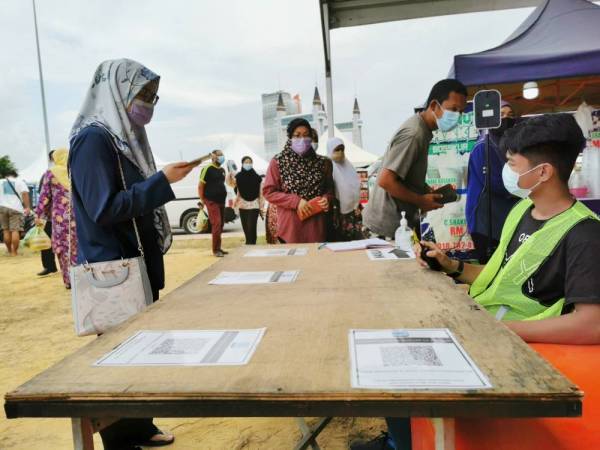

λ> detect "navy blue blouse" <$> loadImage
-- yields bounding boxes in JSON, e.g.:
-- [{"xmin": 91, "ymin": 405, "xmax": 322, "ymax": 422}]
[{"xmin": 69, "ymin": 126, "xmax": 175, "ymax": 299}]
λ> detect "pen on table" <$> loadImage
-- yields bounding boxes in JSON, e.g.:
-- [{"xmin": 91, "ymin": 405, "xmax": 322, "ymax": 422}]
[{"xmin": 318, "ymin": 242, "xmax": 327, "ymax": 250}]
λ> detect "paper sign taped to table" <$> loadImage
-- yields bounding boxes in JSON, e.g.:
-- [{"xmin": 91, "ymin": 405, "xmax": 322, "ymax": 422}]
[
  {"xmin": 244, "ymin": 248, "xmax": 308, "ymax": 257},
  {"xmin": 349, "ymin": 328, "xmax": 492, "ymax": 390},
  {"xmin": 94, "ymin": 329, "xmax": 266, "ymax": 366},
  {"xmin": 366, "ymin": 248, "xmax": 415, "ymax": 261},
  {"xmin": 209, "ymin": 271, "xmax": 299, "ymax": 285}
]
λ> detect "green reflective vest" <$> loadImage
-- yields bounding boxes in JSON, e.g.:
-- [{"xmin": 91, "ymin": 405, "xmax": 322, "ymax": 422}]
[{"xmin": 469, "ymin": 199, "xmax": 599, "ymax": 321}]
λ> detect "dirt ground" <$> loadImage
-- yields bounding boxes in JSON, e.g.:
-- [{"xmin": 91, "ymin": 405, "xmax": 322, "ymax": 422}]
[{"xmin": 1, "ymin": 237, "xmax": 383, "ymax": 450}]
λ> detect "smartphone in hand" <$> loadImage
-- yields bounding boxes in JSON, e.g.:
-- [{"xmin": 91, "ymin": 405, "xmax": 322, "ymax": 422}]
[{"xmin": 433, "ymin": 184, "xmax": 458, "ymax": 204}]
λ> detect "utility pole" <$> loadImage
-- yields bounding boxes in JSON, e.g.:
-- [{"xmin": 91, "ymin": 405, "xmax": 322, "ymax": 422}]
[{"xmin": 32, "ymin": 0, "xmax": 51, "ymax": 159}]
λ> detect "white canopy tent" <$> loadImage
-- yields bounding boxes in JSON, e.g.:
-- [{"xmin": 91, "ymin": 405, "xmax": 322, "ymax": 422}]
[
  {"xmin": 223, "ymin": 137, "xmax": 270, "ymax": 175},
  {"xmin": 318, "ymin": 0, "xmax": 540, "ymax": 136},
  {"xmin": 318, "ymin": 127, "xmax": 379, "ymax": 167},
  {"xmin": 19, "ymin": 148, "xmax": 48, "ymax": 184}
]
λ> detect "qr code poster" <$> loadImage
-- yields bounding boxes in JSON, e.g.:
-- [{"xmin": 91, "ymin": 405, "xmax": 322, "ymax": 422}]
[{"xmin": 349, "ymin": 328, "xmax": 491, "ymax": 390}]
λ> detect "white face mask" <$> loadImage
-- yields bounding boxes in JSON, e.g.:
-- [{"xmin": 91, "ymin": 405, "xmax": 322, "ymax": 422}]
[{"xmin": 502, "ymin": 163, "xmax": 545, "ymax": 199}]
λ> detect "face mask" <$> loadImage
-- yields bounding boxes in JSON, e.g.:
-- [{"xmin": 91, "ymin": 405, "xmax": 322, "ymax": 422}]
[
  {"xmin": 434, "ymin": 101, "xmax": 460, "ymax": 132},
  {"xmin": 502, "ymin": 163, "xmax": 544, "ymax": 199},
  {"xmin": 216, "ymin": 155, "xmax": 225, "ymax": 165},
  {"xmin": 490, "ymin": 117, "xmax": 516, "ymax": 139},
  {"xmin": 128, "ymin": 99, "xmax": 154, "ymax": 126},
  {"xmin": 291, "ymin": 137, "xmax": 313, "ymax": 156},
  {"xmin": 242, "ymin": 163, "xmax": 253, "ymax": 171}
]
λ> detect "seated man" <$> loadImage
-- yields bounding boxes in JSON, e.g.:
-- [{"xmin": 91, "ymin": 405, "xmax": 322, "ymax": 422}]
[{"xmin": 352, "ymin": 113, "xmax": 600, "ymax": 450}]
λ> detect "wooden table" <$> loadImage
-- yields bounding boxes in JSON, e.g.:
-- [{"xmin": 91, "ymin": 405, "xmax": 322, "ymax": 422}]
[{"xmin": 4, "ymin": 244, "xmax": 582, "ymax": 450}]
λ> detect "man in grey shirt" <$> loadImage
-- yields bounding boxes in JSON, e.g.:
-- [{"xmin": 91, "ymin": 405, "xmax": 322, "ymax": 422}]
[{"xmin": 363, "ymin": 79, "xmax": 468, "ymax": 237}]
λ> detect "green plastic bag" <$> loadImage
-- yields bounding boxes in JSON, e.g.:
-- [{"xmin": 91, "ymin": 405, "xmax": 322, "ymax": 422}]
[{"xmin": 22, "ymin": 225, "xmax": 52, "ymax": 252}]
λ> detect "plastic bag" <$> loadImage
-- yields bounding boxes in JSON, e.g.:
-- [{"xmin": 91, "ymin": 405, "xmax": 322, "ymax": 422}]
[
  {"xmin": 22, "ymin": 225, "xmax": 52, "ymax": 252},
  {"xmin": 196, "ymin": 208, "xmax": 209, "ymax": 232}
]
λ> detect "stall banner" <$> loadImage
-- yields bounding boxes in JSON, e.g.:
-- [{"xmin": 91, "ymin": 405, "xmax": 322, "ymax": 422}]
[{"xmin": 425, "ymin": 111, "xmax": 477, "ymax": 252}]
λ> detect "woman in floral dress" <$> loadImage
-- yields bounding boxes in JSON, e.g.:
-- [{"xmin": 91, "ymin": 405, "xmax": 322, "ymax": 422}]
[{"xmin": 35, "ymin": 148, "xmax": 77, "ymax": 288}]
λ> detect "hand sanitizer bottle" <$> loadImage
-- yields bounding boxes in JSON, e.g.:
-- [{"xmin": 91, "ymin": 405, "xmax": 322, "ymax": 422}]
[{"xmin": 395, "ymin": 211, "xmax": 413, "ymax": 252}]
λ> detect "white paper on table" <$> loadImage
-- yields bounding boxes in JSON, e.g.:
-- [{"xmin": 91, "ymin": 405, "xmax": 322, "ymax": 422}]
[
  {"xmin": 94, "ymin": 329, "xmax": 266, "ymax": 366},
  {"xmin": 209, "ymin": 271, "xmax": 299, "ymax": 285},
  {"xmin": 325, "ymin": 238, "xmax": 391, "ymax": 252},
  {"xmin": 366, "ymin": 248, "xmax": 415, "ymax": 261},
  {"xmin": 244, "ymin": 248, "xmax": 308, "ymax": 257},
  {"xmin": 349, "ymin": 329, "xmax": 492, "ymax": 390}
]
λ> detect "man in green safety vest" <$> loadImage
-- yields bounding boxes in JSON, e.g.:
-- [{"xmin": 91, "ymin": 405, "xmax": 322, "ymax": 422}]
[
  {"xmin": 355, "ymin": 113, "xmax": 600, "ymax": 450},
  {"xmin": 418, "ymin": 113, "xmax": 600, "ymax": 345}
]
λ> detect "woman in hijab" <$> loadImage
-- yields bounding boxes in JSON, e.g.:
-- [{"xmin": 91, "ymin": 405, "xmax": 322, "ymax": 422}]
[
  {"xmin": 234, "ymin": 156, "xmax": 264, "ymax": 245},
  {"xmin": 263, "ymin": 118, "xmax": 334, "ymax": 243},
  {"xmin": 34, "ymin": 148, "xmax": 77, "ymax": 288},
  {"xmin": 69, "ymin": 59, "xmax": 193, "ymax": 450},
  {"xmin": 327, "ymin": 137, "xmax": 367, "ymax": 241}
]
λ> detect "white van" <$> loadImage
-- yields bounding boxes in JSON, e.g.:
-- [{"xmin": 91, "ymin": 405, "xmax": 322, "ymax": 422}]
[{"xmin": 160, "ymin": 163, "xmax": 237, "ymax": 234}]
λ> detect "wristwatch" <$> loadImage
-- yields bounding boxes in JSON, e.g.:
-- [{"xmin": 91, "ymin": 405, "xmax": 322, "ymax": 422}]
[{"xmin": 446, "ymin": 259, "xmax": 464, "ymax": 279}]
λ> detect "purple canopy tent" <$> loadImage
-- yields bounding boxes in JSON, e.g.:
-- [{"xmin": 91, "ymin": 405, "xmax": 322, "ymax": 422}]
[{"xmin": 450, "ymin": 0, "xmax": 600, "ymax": 115}]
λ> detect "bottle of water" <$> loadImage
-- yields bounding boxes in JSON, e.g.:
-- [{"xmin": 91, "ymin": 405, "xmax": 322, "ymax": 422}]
[{"xmin": 395, "ymin": 211, "xmax": 413, "ymax": 252}]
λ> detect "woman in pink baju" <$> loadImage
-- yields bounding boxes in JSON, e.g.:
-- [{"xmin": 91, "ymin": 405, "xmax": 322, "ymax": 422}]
[{"xmin": 263, "ymin": 118, "xmax": 334, "ymax": 244}]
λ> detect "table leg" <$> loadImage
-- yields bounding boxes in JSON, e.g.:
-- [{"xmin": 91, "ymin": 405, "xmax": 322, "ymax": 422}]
[
  {"xmin": 72, "ymin": 418, "xmax": 94, "ymax": 450},
  {"xmin": 294, "ymin": 417, "xmax": 332, "ymax": 450},
  {"xmin": 431, "ymin": 418, "xmax": 455, "ymax": 450}
]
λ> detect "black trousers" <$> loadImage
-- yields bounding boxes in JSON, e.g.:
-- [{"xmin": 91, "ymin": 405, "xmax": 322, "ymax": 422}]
[
  {"xmin": 40, "ymin": 220, "xmax": 57, "ymax": 271},
  {"xmin": 239, "ymin": 208, "xmax": 260, "ymax": 245},
  {"xmin": 471, "ymin": 232, "xmax": 500, "ymax": 264},
  {"xmin": 100, "ymin": 418, "xmax": 158, "ymax": 450}
]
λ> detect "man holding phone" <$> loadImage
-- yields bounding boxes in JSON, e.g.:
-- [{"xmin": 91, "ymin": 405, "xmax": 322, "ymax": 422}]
[{"xmin": 363, "ymin": 79, "xmax": 467, "ymax": 237}]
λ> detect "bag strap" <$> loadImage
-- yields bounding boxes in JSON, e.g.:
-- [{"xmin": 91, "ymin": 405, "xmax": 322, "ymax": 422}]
[
  {"xmin": 114, "ymin": 150, "xmax": 145, "ymax": 258},
  {"xmin": 67, "ymin": 143, "xmax": 146, "ymax": 267},
  {"xmin": 3, "ymin": 178, "xmax": 25, "ymax": 208}
]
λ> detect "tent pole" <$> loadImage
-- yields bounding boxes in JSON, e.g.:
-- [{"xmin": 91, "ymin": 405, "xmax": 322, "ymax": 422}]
[
  {"xmin": 484, "ymin": 129, "xmax": 493, "ymax": 260},
  {"xmin": 321, "ymin": 2, "xmax": 335, "ymax": 138}
]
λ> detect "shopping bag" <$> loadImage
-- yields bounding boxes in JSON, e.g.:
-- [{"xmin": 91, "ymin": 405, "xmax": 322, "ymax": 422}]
[
  {"xmin": 23, "ymin": 225, "xmax": 52, "ymax": 251},
  {"xmin": 196, "ymin": 208, "xmax": 209, "ymax": 232}
]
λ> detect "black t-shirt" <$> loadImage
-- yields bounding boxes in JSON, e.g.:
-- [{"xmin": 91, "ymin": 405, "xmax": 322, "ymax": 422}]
[
  {"xmin": 200, "ymin": 164, "xmax": 227, "ymax": 204},
  {"xmin": 502, "ymin": 204, "xmax": 600, "ymax": 313}
]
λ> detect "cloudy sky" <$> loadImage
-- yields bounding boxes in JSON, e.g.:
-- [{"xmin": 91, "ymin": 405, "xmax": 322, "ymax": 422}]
[{"xmin": 1, "ymin": 0, "xmax": 534, "ymax": 173}]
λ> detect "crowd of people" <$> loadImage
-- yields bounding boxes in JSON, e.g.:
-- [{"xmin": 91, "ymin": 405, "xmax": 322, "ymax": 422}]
[{"xmin": 2, "ymin": 58, "xmax": 600, "ymax": 450}]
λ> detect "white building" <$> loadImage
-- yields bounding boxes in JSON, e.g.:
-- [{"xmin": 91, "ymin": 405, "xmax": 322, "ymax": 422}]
[{"xmin": 261, "ymin": 86, "xmax": 365, "ymax": 159}]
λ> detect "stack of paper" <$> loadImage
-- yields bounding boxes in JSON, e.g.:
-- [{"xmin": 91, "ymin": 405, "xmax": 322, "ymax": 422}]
[
  {"xmin": 244, "ymin": 248, "xmax": 308, "ymax": 257},
  {"xmin": 324, "ymin": 238, "xmax": 391, "ymax": 252}
]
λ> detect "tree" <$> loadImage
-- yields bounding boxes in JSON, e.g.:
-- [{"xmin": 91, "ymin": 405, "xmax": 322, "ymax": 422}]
[{"xmin": 0, "ymin": 155, "xmax": 18, "ymax": 178}]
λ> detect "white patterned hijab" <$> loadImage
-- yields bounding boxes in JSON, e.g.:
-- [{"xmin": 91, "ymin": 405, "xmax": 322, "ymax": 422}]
[
  {"xmin": 327, "ymin": 137, "xmax": 361, "ymax": 214},
  {"xmin": 70, "ymin": 58, "xmax": 172, "ymax": 254}
]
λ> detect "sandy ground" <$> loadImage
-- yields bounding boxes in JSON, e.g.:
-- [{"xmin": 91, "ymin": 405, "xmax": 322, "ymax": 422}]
[{"xmin": 1, "ymin": 237, "xmax": 382, "ymax": 450}]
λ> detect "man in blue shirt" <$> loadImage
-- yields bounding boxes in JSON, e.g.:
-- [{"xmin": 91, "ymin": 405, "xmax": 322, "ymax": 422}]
[{"xmin": 466, "ymin": 102, "xmax": 519, "ymax": 262}]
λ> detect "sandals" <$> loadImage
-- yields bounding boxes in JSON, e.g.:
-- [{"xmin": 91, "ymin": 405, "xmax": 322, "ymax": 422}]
[{"xmin": 136, "ymin": 430, "xmax": 175, "ymax": 447}]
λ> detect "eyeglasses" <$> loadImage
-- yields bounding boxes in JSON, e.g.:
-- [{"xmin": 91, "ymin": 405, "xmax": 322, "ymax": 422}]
[{"xmin": 137, "ymin": 88, "xmax": 159, "ymax": 105}]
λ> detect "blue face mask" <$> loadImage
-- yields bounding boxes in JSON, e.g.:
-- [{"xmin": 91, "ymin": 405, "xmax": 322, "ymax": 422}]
[
  {"xmin": 434, "ymin": 101, "xmax": 461, "ymax": 132},
  {"xmin": 216, "ymin": 155, "xmax": 225, "ymax": 165},
  {"xmin": 242, "ymin": 163, "xmax": 253, "ymax": 171}
]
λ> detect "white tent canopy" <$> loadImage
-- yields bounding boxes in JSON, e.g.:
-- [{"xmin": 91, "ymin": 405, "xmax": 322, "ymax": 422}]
[
  {"xmin": 18, "ymin": 148, "xmax": 48, "ymax": 184},
  {"xmin": 318, "ymin": 127, "xmax": 379, "ymax": 167},
  {"xmin": 223, "ymin": 137, "xmax": 270, "ymax": 175}
]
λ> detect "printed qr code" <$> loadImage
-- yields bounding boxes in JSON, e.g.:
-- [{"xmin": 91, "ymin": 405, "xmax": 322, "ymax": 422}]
[
  {"xmin": 150, "ymin": 338, "xmax": 209, "ymax": 355},
  {"xmin": 380, "ymin": 345, "xmax": 442, "ymax": 367}
]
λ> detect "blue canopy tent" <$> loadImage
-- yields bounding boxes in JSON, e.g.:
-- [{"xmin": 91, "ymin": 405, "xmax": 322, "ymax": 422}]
[{"xmin": 450, "ymin": 0, "xmax": 600, "ymax": 115}]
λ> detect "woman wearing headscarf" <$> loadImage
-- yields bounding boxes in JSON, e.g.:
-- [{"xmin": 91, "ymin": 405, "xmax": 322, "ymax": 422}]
[
  {"xmin": 234, "ymin": 156, "xmax": 264, "ymax": 245},
  {"xmin": 68, "ymin": 59, "xmax": 193, "ymax": 450},
  {"xmin": 327, "ymin": 137, "xmax": 367, "ymax": 241},
  {"xmin": 34, "ymin": 148, "xmax": 77, "ymax": 288},
  {"xmin": 263, "ymin": 118, "xmax": 334, "ymax": 243}
]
